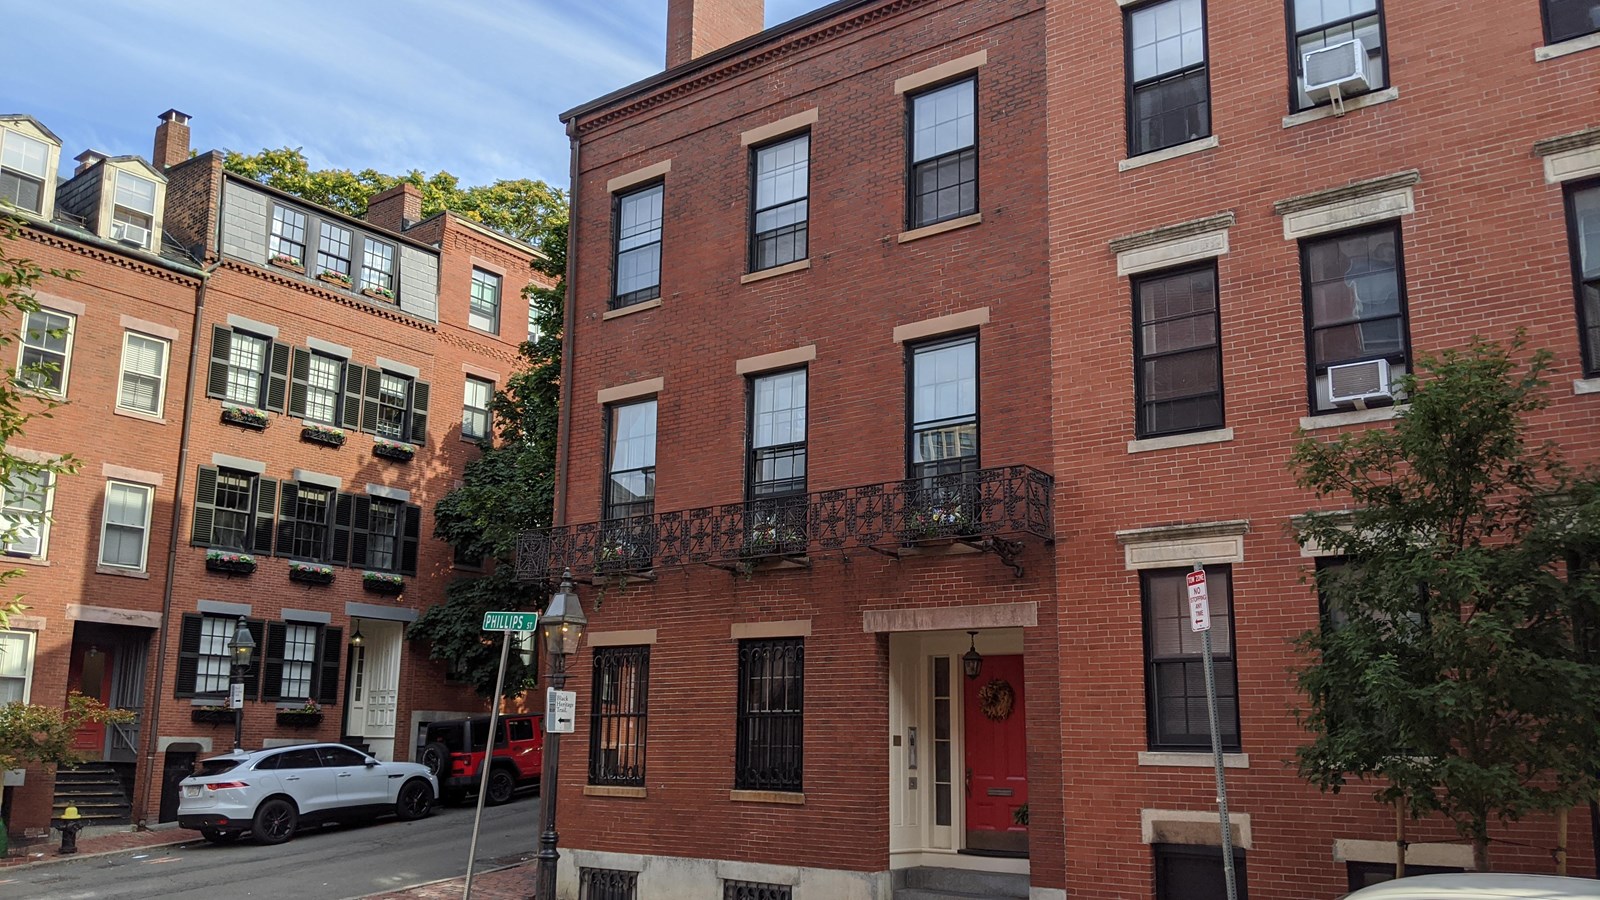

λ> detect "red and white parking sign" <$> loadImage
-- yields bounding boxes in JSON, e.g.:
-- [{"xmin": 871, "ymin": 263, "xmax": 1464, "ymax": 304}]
[{"xmin": 1186, "ymin": 569, "xmax": 1211, "ymax": 632}]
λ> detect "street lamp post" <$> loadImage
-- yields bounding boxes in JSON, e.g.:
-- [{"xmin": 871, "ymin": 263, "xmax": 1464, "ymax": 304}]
[
  {"xmin": 228, "ymin": 617, "xmax": 255, "ymax": 752},
  {"xmin": 536, "ymin": 572, "xmax": 586, "ymax": 900}
]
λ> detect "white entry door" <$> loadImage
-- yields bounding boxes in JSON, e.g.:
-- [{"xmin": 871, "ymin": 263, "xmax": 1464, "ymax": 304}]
[{"xmin": 350, "ymin": 619, "xmax": 403, "ymax": 760}]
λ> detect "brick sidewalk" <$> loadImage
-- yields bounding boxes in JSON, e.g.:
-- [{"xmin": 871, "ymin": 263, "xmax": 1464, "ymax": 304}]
[
  {"xmin": 361, "ymin": 861, "xmax": 535, "ymax": 899},
  {"xmin": 0, "ymin": 828, "xmax": 193, "ymax": 869}
]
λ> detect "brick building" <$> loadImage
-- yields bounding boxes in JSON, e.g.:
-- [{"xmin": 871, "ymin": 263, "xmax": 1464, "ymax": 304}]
[
  {"xmin": 526, "ymin": 0, "xmax": 1600, "ymax": 898},
  {"xmin": 1, "ymin": 109, "xmax": 543, "ymax": 839}
]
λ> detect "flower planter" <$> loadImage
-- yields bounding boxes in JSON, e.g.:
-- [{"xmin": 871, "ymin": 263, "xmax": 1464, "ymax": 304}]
[
  {"xmin": 268, "ymin": 255, "xmax": 305, "ymax": 274},
  {"xmin": 373, "ymin": 441, "xmax": 415, "ymax": 463},
  {"xmin": 289, "ymin": 566, "xmax": 335, "ymax": 585},
  {"xmin": 191, "ymin": 708, "xmax": 234, "ymax": 725},
  {"xmin": 276, "ymin": 711, "xmax": 323, "ymax": 729},
  {"xmin": 363, "ymin": 574, "xmax": 405, "ymax": 595},
  {"xmin": 206, "ymin": 555, "xmax": 256, "ymax": 576},
  {"xmin": 221, "ymin": 407, "xmax": 269, "ymax": 430},
  {"xmin": 316, "ymin": 272, "xmax": 353, "ymax": 289},
  {"xmin": 300, "ymin": 425, "xmax": 346, "ymax": 448},
  {"xmin": 361, "ymin": 287, "xmax": 396, "ymax": 303}
]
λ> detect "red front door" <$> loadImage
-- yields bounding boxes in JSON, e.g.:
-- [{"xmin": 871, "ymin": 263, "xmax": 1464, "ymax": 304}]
[
  {"xmin": 963, "ymin": 654, "xmax": 1028, "ymax": 852},
  {"xmin": 67, "ymin": 645, "xmax": 113, "ymax": 756}
]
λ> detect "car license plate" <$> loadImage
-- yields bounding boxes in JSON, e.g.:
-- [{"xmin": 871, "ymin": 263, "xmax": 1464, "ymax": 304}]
[{"xmin": 183, "ymin": 785, "xmax": 200, "ymax": 798}]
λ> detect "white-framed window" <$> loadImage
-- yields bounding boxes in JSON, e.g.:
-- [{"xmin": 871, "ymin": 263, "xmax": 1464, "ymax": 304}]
[
  {"xmin": 118, "ymin": 331, "xmax": 170, "ymax": 415},
  {"xmin": 1, "ymin": 468, "xmax": 53, "ymax": 559},
  {"xmin": 99, "ymin": 480, "xmax": 154, "ymax": 571},
  {"xmin": 469, "ymin": 268, "xmax": 502, "ymax": 333},
  {"xmin": 197, "ymin": 615, "xmax": 235, "ymax": 695},
  {"xmin": 224, "ymin": 330, "xmax": 269, "ymax": 407},
  {"xmin": 18, "ymin": 308, "xmax": 74, "ymax": 397},
  {"xmin": 112, "ymin": 170, "xmax": 158, "ymax": 249},
  {"xmin": 304, "ymin": 352, "xmax": 343, "ymax": 425},
  {"xmin": 280, "ymin": 622, "xmax": 320, "ymax": 700},
  {"xmin": 0, "ymin": 629, "xmax": 36, "ymax": 704},
  {"xmin": 0, "ymin": 129, "xmax": 51, "ymax": 214},
  {"xmin": 463, "ymin": 376, "xmax": 493, "ymax": 440}
]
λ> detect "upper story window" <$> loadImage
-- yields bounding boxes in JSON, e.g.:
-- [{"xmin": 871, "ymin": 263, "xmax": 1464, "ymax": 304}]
[
  {"xmin": 470, "ymin": 268, "xmax": 502, "ymax": 333},
  {"xmin": 211, "ymin": 468, "xmax": 259, "ymax": 552},
  {"xmin": 355, "ymin": 365, "xmax": 429, "ymax": 444},
  {"xmin": 1133, "ymin": 264, "xmax": 1223, "ymax": 437},
  {"xmin": 18, "ymin": 308, "xmax": 75, "ymax": 397},
  {"xmin": 605, "ymin": 399, "xmax": 657, "ymax": 521},
  {"xmin": 908, "ymin": 78, "xmax": 977, "ymax": 229},
  {"xmin": 748, "ymin": 369, "xmax": 807, "ymax": 499},
  {"xmin": 1567, "ymin": 181, "xmax": 1600, "ymax": 377},
  {"xmin": 1544, "ymin": 0, "xmax": 1600, "ymax": 43},
  {"xmin": 177, "ymin": 614, "xmax": 261, "ymax": 699},
  {"xmin": 751, "ymin": 134, "xmax": 810, "ymax": 271},
  {"xmin": 192, "ymin": 465, "xmax": 277, "ymax": 557},
  {"xmin": 100, "ymin": 480, "xmax": 154, "ymax": 571},
  {"xmin": 0, "ymin": 130, "xmax": 50, "ymax": 214},
  {"xmin": 1126, "ymin": 0, "xmax": 1211, "ymax": 157},
  {"xmin": 1143, "ymin": 565, "xmax": 1240, "ymax": 751},
  {"xmin": 225, "ymin": 330, "xmax": 270, "ymax": 407},
  {"xmin": 111, "ymin": 171, "xmax": 158, "ymax": 249},
  {"xmin": 287, "ymin": 483, "xmax": 334, "ymax": 562},
  {"xmin": 908, "ymin": 334, "xmax": 978, "ymax": 480},
  {"xmin": 366, "ymin": 498, "xmax": 402, "ymax": 572},
  {"xmin": 612, "ymin": 183, "xmax": 664, "ymax": 310},
  {"xmin": 375, "ymin": 372, "xmax": 412, "ymax": 440},
  {"xmin": 317, "ymin": 221, "xmax": 354, "ymax": 279},
  {"xmin": 299, "ymin": 351, "xmax": 345, "ymax": 425},
  {"xmin": 463, "ymin": 376, "xmax": 493, "ymax": 441},
  {"xmin": 118, "ymin": 331, "xmax": 170, "ymax": 415},
  {"xmin": 1290, "ymin": 0, "xmax": 1387, "ymax": 111},
  {"xmin": 1301, "ymin": 223, "xmax": 1408, "ymax": 414},
  {"xmin": 270, "ymin": 205, "xmax": 308, "ymax": 265},
  {"xmin": 0, "ymin": 630, "xmax": 35, "ymax": 704},
  {"xmin": 1, "ymin": 469, "xmax": 52, "ymax": 559},
  {"xmin": 360, "ymin": 238, "xmax": 395, "ymax": 295}
]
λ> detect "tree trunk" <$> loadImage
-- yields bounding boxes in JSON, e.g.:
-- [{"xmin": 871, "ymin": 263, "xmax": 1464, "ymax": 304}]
[
  {"xmin": 1395, "ymin": 798, "xmax": 1408, "ymax": 880},
  {"xmin": 1556, "ymin": 807, "xmax": 1568, "ymax": 876},
  {"xmin": 1473, "ymin": 834, "xmax": 1491, "ymax": 873}
]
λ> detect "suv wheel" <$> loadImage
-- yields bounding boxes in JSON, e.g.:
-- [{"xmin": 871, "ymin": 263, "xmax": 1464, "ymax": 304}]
[
  {"xmin": 251, "ymin": 797, "xmax": 298, "ymax": 845},
  {"xmin": 419, "ymin": 741, "xmax": 450, "ymax": 778},
  {"xmin": 486, "ymin": 766, "xmax": 516, "ymax": 806},
  {"xmin": 395, "ymin": 778, "xmax": 434, "ymax": 821}
]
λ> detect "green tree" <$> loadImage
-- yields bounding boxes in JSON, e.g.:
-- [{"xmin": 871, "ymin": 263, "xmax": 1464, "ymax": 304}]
[
  {"xmin": 222, "ymin": 148, "xmax": 564, "ymax": 245},
  {"xmin": 1291, "ymin": 337, "xmax": 1600, "ymax": 872},
  {"xmin": 0, "ymin": 693, "xmax": 133, "ymax": 772}
]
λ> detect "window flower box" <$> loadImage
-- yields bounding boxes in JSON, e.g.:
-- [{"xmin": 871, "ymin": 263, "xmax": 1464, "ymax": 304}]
[
  {"xmin": 363, "ymin": 572, "xmax": 405, "ymax": 595},
  {"xmin": 276, "ymin": 700, "xmax": 322, "ymax": 728},
  {"xmin": 268, "ymin": 254, "xmax": 304, "ymax": 274},
  {"xmin": 206, "ymin": 550, "xmax": 256, "ymax": 575},
  {"xmin": 741, "ymin": 522, "xmax": 807, "ymax": 560},
  {"xmin": 191, "ymin": 706, "xmax": 234, "ymax": 725},
  {"xmin": 288, "ymin": 562, "xmax": 335, "ymax": 585},
  {"xmin": 361, "ymin": 286, "xmax": 396, "ymax": 303},
  {"xmin": 300, "ymin": 423, "xmax": 346, "ymax": 447},
  {"xmin": 905, "ymin": 503, "xmax": 982, "ymax": 542},
  {"xmin": 221, "ymin": 405, "xmax": 269, "ymax": 430},
  {"xmin": 373, "ymin": 438, "xmax": 415, "ymax": 462},
  {"xmin": 316, "ymin": 269, "xmax": 353, "ymax": 288}
]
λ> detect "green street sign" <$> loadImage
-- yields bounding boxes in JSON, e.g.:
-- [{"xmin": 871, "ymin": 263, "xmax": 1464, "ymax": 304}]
[{"xmin": 481, "ymin": 611, "xmax": 540, "ymax": 631}]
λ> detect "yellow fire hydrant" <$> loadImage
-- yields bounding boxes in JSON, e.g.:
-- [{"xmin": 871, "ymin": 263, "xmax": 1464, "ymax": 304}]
[{"xmin": 56, "ymin": 805, "xmax": 84, "ymax": 855}]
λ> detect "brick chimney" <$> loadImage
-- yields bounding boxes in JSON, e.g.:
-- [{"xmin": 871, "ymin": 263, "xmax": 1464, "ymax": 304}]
[
  {"xmin": 73, "ymin": 150, "xmax": 106, "ymax": 176},
  {"xmin": 666, "ymin": 0, "xmax": 764, "ymax": 69},
  {"xmin": 366, "ymin": 182, "xmax": 423, "ymax": 234},
  {"xmin": 153, "ymin": 109, "xmax": 192, "ymax": 170}
]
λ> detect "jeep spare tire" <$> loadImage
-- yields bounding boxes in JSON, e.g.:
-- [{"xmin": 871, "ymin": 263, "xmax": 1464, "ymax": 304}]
[{"xmin": 420, "ymin": 741, "xmax": 450, "ymax": 778}]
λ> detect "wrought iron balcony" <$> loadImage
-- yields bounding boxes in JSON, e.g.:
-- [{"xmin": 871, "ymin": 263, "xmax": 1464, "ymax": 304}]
[{"xmin": 515, "ymin": 464, "xmax": 1053, "ymax": 582}]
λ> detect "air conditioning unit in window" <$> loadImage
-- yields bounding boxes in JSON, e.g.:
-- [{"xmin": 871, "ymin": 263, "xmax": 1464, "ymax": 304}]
[
  {"xmin": 112, "ymin": 222, "xmax": 150, "ymax": 248},
  {"xmin": 1303, "ymin": 39, "xmax": 1369, "ymax": 114},
  {"xmin": 1327, "ymin": 358, "xmax": 1392, "ymax": 408}
]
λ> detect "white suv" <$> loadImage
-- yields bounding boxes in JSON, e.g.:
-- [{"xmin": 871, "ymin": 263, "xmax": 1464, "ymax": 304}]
[
  {"xmin": 177, "ymin": 742, "xmax": 437, "ymax": 845},
  {"xmin": 1344, "ymin": 873, "xmax": 1600, "ymax": 899}
]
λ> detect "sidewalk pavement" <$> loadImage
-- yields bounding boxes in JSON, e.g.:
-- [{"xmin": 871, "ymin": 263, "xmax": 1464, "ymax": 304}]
[
  {"xmin": 360, "ymin": 860, "xmax": 536, "ymax": 899},
  {"xmin": 0, "ymin": 827, "xmax": 194, "ymax": 869}
]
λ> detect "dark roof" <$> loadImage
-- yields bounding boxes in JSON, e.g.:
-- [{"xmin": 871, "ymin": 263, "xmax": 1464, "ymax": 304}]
[{"xmin": 221, "ymin": 172, "xmax": 441, "ymax": 254}]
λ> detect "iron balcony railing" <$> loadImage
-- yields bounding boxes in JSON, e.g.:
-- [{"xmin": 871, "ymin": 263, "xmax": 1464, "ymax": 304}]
[{"xmin": 515, "ymin": 464, "xmax": 1053, "ymax": 582}]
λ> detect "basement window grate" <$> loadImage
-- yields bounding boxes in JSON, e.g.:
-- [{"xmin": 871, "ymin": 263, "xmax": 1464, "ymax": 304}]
[
  {"xmin": 579, "ymin": 868, "xmax": 638, "ymax": 900},
  {"xmin": 724, "ymin": 881, "xmax": 793, "ymax": 900}
]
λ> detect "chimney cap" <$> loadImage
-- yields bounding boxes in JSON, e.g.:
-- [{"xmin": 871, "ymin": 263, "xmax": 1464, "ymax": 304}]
[
  {"xmin": 157, "ymin": 109, "xmax": 192, "ymax": 125},
  {"xmin": 74, "ymin": 149, "xmax": 106, "ymax": 165}
]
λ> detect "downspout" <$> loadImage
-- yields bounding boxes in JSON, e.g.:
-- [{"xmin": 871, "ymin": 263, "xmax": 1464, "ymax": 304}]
[{"xmin": 553, "ymin": 121, "xmax": 580, "ymax": 528}]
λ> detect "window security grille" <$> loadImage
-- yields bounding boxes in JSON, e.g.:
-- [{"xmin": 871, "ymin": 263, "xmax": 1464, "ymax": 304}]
[
  {"xmin": 724, "ymin": 881, "xmax": 793, "ymax": 900},
  {"xmin": 589, "ymin": 645, "xmax": 649, "ymax": 786},
  {"xmin": 579, "ymin": 868, "xmax": 638, "ymax": 900}
]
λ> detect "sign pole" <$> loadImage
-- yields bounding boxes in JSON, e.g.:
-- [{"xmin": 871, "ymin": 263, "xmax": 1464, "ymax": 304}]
[
  {"xmin": 462, "ymin": 628, "xmax": 512, "ymax": 900},
  {"xmin": 1191, "ymin": 562, "xmax": 1237, "ymax": 900}
]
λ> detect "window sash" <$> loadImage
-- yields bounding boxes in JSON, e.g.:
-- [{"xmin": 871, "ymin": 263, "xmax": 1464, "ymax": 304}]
[
  {"xmin": 317, "ymin": 222, "xmax": 354, "ymax": 277},
  {"xmin": 1570, "ymin": 182, "xmax": 1600, "ymax": 377},
  {"xmin": 99, "ymin": 481, "xmax": 152, "ymax": 570},
  {"xmin": 114, "ymin": 170, "xmax": 157, "ymax": 215},
  {"xmin": 1290, "ymin": 4, "xmax": 1385, "ymax": 111},
  {"xmin": 735, "ymin": 638, "xmax": 804, "ymax": 792},
  {"xmin": 368, "ymin": 500, "xmax": 400, "ymax": 571},
  {"xmin": 281, "ymin": 623, "xmax": 319, "ymax": 700},
  {"xmin": 470, "ymin": 270, "xmax": 501, "ymax": 332},
  {"xmin": 224, "ymin": 331, "xmax": 269, "ymax": 406},
  {"xmin": 1, "ymin": 469, "xmax": 51, "ymax": 558},
  {"xmin": 19, "ymin": 309, "xmax": 73, "ymax": 396},
  {"xmin": 305, "ymin": 353, "xmax": 343, "ymax": 425},
  {"xmin": 909, "ymin": 336, "xmax": 978, "ymax": 476},
  {"xmin": 293, "ymin": 485, "xmax": 333, "ymax": 561},
  {"xmin": 751, "ymin": 135, "xmax": 810, "ymax": 270},
  {"xmin": 463, "ymin": 377, "xmax": 493, "ymax": 439},
  {"xmin": 212, "ymin": 470, "xmax": 255, "ymax": 551},
  {"xmin": 197, "ymin": 616, "xmax": 235, "ymax": 695},
  {"xmin": 1, "ymin": 130, "xmax": 49, "ymax": 179},
  {"xmin": 589, "ymin": 645, "xmax": 650, "ymax": 787},
  {"xmin": 1144, "ymin": 567, "xmax": 1240, "ymax": 750},
  {"xmin": 360, "ymin": 239, "xmax": 395, "ymax": 292},
  {"xmin": 606, "ymin": 400, "xmax": 657, "ymax": 520},
  {"xmin": 0, "ymin": 630, "xmax": 36, "ymax": 704},
  {"xmin": 118, "ymin": 332, "xmax": 168, "ymax": 414},
  {"xmin": 270, "ymin": 206, "xmax": 307, "ymax": 262},
  {"xmin": 613, "ymin": 184, "xmax": 664, "ymax": 308},
  {"xmin": 908, "ymin": 79, "xmax": 978, "ymax": 228},
  {"xmin": 1134, "ymin": 266, "xmax": 1223, "ymax": 437},
  {"xmin": 1154, "ymin": 844, "xmax": 1247, "ymax": 900},
  {"xmin": 1301, "ymin": 224, "xmax": 1408, "ymax": 411},
  {"xmin": 1544, "ymin": 0, "xmax": 1600, "ymax": 44},
  {"xmin": 376, "ymin": 373, "xmax": 411, "ymax": 440}
]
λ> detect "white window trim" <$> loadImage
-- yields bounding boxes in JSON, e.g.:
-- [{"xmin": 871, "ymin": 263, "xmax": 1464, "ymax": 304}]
[
  {"xmin": 0, "ymin": 629, "xmax": 37, "ymax": 704},
  {"xmin": 18, "ymin": 308, "xmax": 75, "ymax": 399},
  {"xmin": 99, "ymin": 479, "xmax": 155, "ymax": 572},
  {"xmin": 116, "ymin": 330, "xmax": 171, "ymax": 416},
  {"xmin": 2, "ymin": 469, "xmax": 55, "ymax": 560}
]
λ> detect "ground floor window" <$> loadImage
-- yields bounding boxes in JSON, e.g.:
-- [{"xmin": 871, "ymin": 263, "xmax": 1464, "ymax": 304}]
[
  {"xmin": 1346, "ymin": 861, "xmax": 1461, "ymax": 890},
  {"xmin": 735, "ymin": 637, "xmax": 804, "ymax": 792},
  {"xmin": 579, "ymin": 867, "xmax": 637, "ymax": 900},
  {"xmin": 1154, "ymin": 843, "xmax": 1247, "ymax": 900}
]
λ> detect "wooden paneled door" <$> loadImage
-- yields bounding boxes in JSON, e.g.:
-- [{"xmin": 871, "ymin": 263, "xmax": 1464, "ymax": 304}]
[
  {"xmin": 67, "ymin": 644, "xmax": 114, "ymax": 757},
  {"xmin": 963, "ymin": 653, "xmax": 1028, "ymax": 855}
]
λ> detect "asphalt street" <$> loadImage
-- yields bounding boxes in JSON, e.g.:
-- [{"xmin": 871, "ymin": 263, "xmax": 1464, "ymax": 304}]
[{"xmin": 0, "ymin": 792, "xmax": 541, "ymax": 900}]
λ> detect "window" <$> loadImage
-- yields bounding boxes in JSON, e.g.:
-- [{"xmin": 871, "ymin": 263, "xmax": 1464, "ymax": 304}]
[
  {"xmin": 99, "ymin": 481, "xmax": 153, "ymax": 570},
  {"xmin": 0, "ymin": 129, "xmax": 50, "ymax": 214},
  {"xmin": 375, "ymin": 372, "xmax": 411, "ymax": 440},
  {"xmin": 197, "ymin": 615, "xmax": 238, "ymax": 695},
  {"xmin": 360, "ymin": 238, "xmax": 395, "ymax": 294},
  {"xmin": 317, "ymin": 221, "xmax": 354, "ymax": 279},
  {"xmin": 1290, "ymin": 0, "xmax": 1387, "ymax": 111},
  {"xmin": 291, "ymin": 484, "xmax": 334, "ymax": 561},
  {"xmin": 1143, "ymin": 566, "xmax": 1239, "ymax": 750},
  {"xmin": 304, "ymin": 352, "xmax": 344, "ymax": 425},
  {"xmin": 612, "ymin": 183, "xmax": 663, "ymax": 309},
  {"xmin": 579, "ymin": 869, "xmax": 638, "ymax": 900},
  {"xmin": 1126, "ymin": 0, "xmax": 1211, "ymax": 157},
  {"xmin": 280, "ymin": 623, "xmax": 319, "ymax": 700},
  {"xmin": 358, "ymin": 366, "xmax": 429, "ymax": 444},
  {"xmin": 750, "ymin": 134, "xmax": 810, "ymax": 270},
  {"xmin": 1133, "ymin": 264, "xmax": 1222, "ymax": 437},
  {"xmin": 1346, "ymin": 862, "xmax": 1460, "ymax": 890},
  {"xmin": 908, "ymin": 334, "xmax": 978, "ymax": 480},
  {"xmin": 118, "ymin": 332, "xmax": 170, "ymax": 415},
  {"xmin": 345, "ymin": 495, "xmax": 420, "ymax": 575},
  {"xmin": 605, "ymin": 399, "xmax": 657, "ymax": 521},
  {"xmin": 1301, "ymin": 223, "xmax": 1408, "ymax": 413},
  {"xmin": 367, "ymin": 498, "xmax": 401, "ymax": 572},
  {"xmin": 463, "ymin": 376, "xmax": 493, "ymax": 441},
  {"xmin": 224, "ymin": 331, "xmax": 270, "ymax": 407},
  {"xmin": 1544, "ymin": 0, "xmax": 1600, "ymax": 44},
  {"xmin": 208, "ymin": 327, "xmax": 288, "ymax": 413},
  {"xmin": 212, "ymin": 469, "xmax": 257, "ymax": 552},
  {"xmin": 18, "ymin": 308, "xmax": 74, "ymax": 396},
  {"xmin": 589, "ymin": 645, "xmax": 650, "ymax": 787},
  {"xmin": 1153, "ymin": 844, "xmax": 1247, "ymax": 900},
  {"xmin": 1, "ymin": 468, "xmax": 52, "ymax": 558},
  {"xmin": 269, "ymin": 205, "xmax": 307, "ymax": 264},
  {"xmin": 469, "ymin": 268, "xmax": 501, "ymax": 333},
  {"xmin": 908, "ymin": 78, "xmax": 977, "ymax": 229},
  {"xmin": 735, "ymin": 637, "xmax": 804, "ymax": 792},
  {"xmin": 111, "ymin": 171, "xmax": 157, "ymax": 248},
  {"xmin": 724, "ymin": 883, "xmax": 792, "ymax": 900},
  {"xmin": 176, "ymin": 614, "xmax": 263, "ymax": 699},
  {"xmin": 748, "ymin": 370, "xmax": 807, "ymax": 499},
  {"xmin": 0, "ymin": 630, "xmax": 35, "ymax": 704},
  {"xmin": 1568, "ymin": 181, "xmax": 1600, "ymax": 377}
]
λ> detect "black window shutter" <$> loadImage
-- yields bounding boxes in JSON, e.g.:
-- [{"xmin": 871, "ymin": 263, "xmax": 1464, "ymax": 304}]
[
  {"xmin": 341, "ymin": 363, "xmax": 364, "ymax": 430},
  {"xmin": 261, "ymin": 621, "xmax": 287, "ymax": 703},
  {"xmin": 331, "ymin": 492, "xmax": 354, "ymax": 566},
  {"xmin": 288, "ymin": 348, "xmax": 310, "ymax": 418},
  {"xmin": 191, "ymin": 466, "xmax": 218, "ymax": 547},
  {"xmin": 408, "ymin": 381, "xmax": 430, "ymax": 445},
  {"xmin": 350, "ymin": 495, "xmax": 372, "ymax": 568},
  {"xmin": 275, "ymin": 482, "xmax": 299, "ymax": 557},
  {"xmin": 400, "ymin": 503, "xmax": 422, "ymax": 576},
  {"xmin": 205, "ymin": 326, "xmax": 231, "ymax": 399},
  {"xmin": 361, "ymin": 366, "xmax": 382, "ymax": 433},
  {"xmin": 317, "ymin": 627, "xmax": 343, "ymax": 705},
  {"xmin": 252, "ymin": 477, "xmax": 278, "ymax": 555},
  {"xmin": 175, "ymin": 613, "xmax": 204, "ymax": 698},
  {"xmin": 245, "ymin": 618, "xmax": 266, "ymax": 701},
  {"xmin": 265, "ymin": 341, "xmax": 291, "ymax": 413}
]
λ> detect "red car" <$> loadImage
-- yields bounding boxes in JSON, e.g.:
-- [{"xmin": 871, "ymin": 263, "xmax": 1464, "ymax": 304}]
[{"xmin": 418, "ymin": 713, "xmax": 543, "ymax": 805}]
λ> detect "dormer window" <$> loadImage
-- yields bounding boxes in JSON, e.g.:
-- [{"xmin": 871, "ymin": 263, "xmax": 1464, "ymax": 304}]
[
  {"xmin": 111, "ymin": 171, "xmax": 158, "ymax": 249},
  {"xmin": 1, "ymin": 130, "xmax": 50, "ymax": 215}
]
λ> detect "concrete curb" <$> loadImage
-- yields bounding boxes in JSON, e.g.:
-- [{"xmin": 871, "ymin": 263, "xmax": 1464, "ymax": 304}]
[
  {"xmin": 342, "ymin": 861, "xmax": 523, "ymax": 899},
  {"xmin": 0, "ymin": 835, "xmax": 196, "ymax": 872}
]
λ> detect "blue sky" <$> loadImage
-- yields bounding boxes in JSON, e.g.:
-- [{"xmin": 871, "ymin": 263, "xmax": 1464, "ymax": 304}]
[{"xmin": 6, "ymin": 0, "xmax": 830, "ymax": 190}]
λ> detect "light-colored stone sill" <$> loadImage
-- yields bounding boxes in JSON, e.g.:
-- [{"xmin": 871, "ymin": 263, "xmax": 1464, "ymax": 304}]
[
  {"xmin": 1298, "ymin": 405, "xmax": 1405, "ymax": 432},
  {"xmin": 1119, "ymin": 136, "xmax": 1218, "ymax": 172},
  {"xmin": 584, "ymin": 785, "xmax": 647, "ymax": 799},
  {"xmin": 96, "ymin": 564, "xmax": 149, "ymax": 579},
  {"xmin": 1536, "ymin": 31, "xmax": 1600, "ymax": 62},
  {"xmin": 6, "ymin": 555, "xmax": 49, "ymax": 567},
  {"xmin": 1574, "ymin": 377, "xmax": 1600, "ymax": 395},
  {"xmin": 602, "ymin": 298, "xmax": 661, "ymax": 320},
  {"xmin": 1128, "ymin": 428, "xmax": 1234, "ymax": 454},
  {"xmin": 897, "ymin": 213, "xmax": 981, "ymax": 244},
  {"xmin": 740, "ymin": 259, "xmax": 810, "ymax": 285},
  {"xmin": 1281, "ymin": 87, "xmax": 1400, "ymax": 129},
  {"xmin": 113, "ymin": 406, "xmax": 167, "ymax": 425},
  {"xmin": 1139, "ymin": 751, "xmax": 1250, "ymax": 769},
  {"xmin": 729, "ymin": 789, "xmax": 804, "ymax": 805}
]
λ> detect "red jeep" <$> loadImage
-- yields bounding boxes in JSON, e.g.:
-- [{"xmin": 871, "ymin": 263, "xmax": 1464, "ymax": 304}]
[{"xmin": 418, "ymin": 713, "xmax": 543, "ymax": 805}]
